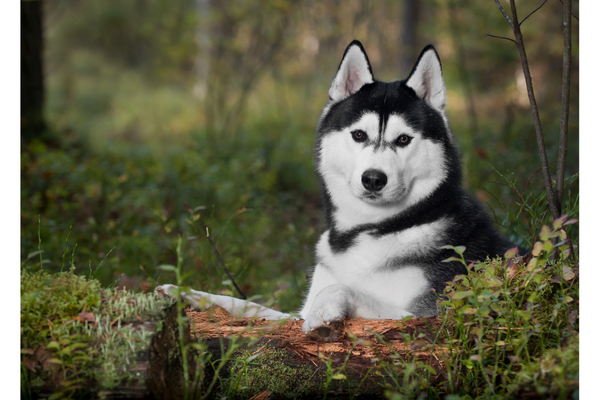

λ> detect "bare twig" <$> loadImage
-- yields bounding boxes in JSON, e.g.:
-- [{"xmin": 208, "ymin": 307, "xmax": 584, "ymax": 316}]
[
  {"xmin": 557, "ymin": 0, "xmax": 572, "ymax": 214},
  {"xmin": 519, "ymin": 0, "xmax": 548, "ymax": 26},
  {"xmin": 491, "ymin": 180, "xmax": 534, "ymax": 245},
  {"xmin": 493, "ymin": 0, "xmax": 514, "ymax": 29},
  {"xmin": 559, "ymin": 0, "xmax": 579, "ymax": 21},
  {"xmin": 205, "ymin": 227, "xmax": 246, "ymax": 300},
  {"xmin": 506, "ymin": 0, "xmax": 561, "ymax": 222},
  {"xmin": 486, "ymin": 34, "xmax": 516, "ymax": 44}
]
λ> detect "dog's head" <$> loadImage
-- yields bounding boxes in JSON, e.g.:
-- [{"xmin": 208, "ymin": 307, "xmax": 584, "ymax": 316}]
[{"xmin": 316, "ymin": 41, "xmax": 460, "ymax": 230}]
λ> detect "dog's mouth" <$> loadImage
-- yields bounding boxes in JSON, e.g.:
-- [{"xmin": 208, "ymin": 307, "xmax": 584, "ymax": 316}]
[
  {"xmin": 359, "ymin": 186, "xmax": 407, "ymax": 205},
  {"xmin": 360, "ymin": 191, "xmax": 384, "ymax": 203}
]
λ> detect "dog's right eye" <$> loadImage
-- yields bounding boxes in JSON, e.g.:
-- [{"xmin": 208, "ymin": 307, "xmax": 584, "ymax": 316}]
[{"xmin": 351, "ymin": 130, "xmax": 368, "ymax": 143}]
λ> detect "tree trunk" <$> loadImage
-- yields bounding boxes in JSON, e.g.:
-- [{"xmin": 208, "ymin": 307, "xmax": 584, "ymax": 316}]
[
  {"xmin": 400, "ymin": 0, "xmax": 420, "ymax": 76},
  {"xmin": 21, "ymin": 0, "xmax": 46, "ymax": 143}
]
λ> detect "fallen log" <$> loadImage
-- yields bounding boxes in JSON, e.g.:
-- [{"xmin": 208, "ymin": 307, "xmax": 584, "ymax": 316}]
[
  {"xmin": 188, "ymin": 306, "xmax": 449, "ymax": 399},
  {"xmin": 22, "ymin": 279, "xmax": 449, "ymax": 399}
]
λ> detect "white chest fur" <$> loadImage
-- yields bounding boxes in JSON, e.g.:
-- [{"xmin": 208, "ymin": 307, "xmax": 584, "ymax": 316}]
[{"xmin": 315, "ymin": 218, "xmax": 449, "ymax": 309}]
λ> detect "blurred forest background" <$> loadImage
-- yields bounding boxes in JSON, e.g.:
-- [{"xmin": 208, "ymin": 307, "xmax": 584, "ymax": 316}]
[{"xmin": 21, "ymin": 0, "xmax": 579, "ymax": 313}]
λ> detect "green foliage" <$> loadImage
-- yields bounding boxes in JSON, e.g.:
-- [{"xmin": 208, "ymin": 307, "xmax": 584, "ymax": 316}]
[
  {"xmin": 378, "ymin": 217, "xmax": 579, "ymax": 399},
  {"xmin": 21, "ymin": 128, "xmax": 316, "ymax": 312},
  {"xmin": 21, "ymin": 268, "xmax": 172, "ymax": 399},
  {"xmin": 21, "ymin": 268, "xmax": 102, "ymax": 351}
]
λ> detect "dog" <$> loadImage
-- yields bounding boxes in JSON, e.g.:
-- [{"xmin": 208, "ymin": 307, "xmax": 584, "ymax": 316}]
[{"xmin": 157, "ymin": 40, "xmax": 523, "ymax": 342}]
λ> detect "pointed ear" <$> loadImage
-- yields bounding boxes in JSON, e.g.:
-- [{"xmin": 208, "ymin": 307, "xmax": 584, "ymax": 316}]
[
  {"xmin": 405, "ymin": 45, "xmax": 446, "ymax": 111},
  {"xmin": 329, "ymin": 40, "xmax": 374, "ymax": 102}
]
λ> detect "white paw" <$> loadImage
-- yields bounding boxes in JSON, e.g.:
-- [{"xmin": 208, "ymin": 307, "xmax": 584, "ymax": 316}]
[{"xmin": 302, "ymin": 292, "xmax": 350, "ymax": 342}]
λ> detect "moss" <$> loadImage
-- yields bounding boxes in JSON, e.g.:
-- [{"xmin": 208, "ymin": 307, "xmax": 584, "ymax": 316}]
[
  {"xmin": 21, "ymin": 268, "xmax": 172, "ymax": 398},
  {"xmin": 221, "ymin": 346, "xmax": 321, "ymax": 398},
  {"xmin": 509, "ymin": 336, "xmax": 579, "ymax": 399}
]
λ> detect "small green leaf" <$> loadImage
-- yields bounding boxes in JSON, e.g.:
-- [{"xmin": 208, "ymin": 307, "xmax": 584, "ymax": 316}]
[
  {"xmin": 539, "ymin": 225, "xmax": 551, "ymax": 241},
  {"xmin": 504, "ymin": 247, "xmax": 518, "ymax": 259},
  {"xmin": 47, "ymin": 341, "xmax": 60, "ymax": 351},
  {"xmin": 553, "ymin": 216, "xmax": 567, "ymax": 230},
  {"xmin": 531, "ymin": 242, "xmax": 543, "ymax": 257},
  {"xmin": 526, "ymin": 257, "xmax": 538, "ymax": 271},
  {"xmin": 454, "ymin": 246, "xmax": 466, "ymax": 255},
  {"xmin": 451, "ymin": 290, "xmax": 474, "ymax": 300},
  {"xmin": 158, "ymin": 264, "xmax": 177, "ymax": 271},
  {"xmin": 559, "ymin": 229, "xmax": 567, "ymax": 241},
  {"xmin": 246, "ymin": 353, "xmax": 263, "ymax": 363},
  {"xmin": 485, "ymin": 277, "xmax": 502, "ymax": 288},
  {"xmin": 442, "ymin": 257, "xmax": 463, "ymax": 263},
  {"xmin": 331, "ymin": 373, "xmax": 347, "ymax": 380},
  {"xmin": 26, "ymin": 250, "xmax": 44, "ymax": 260}
]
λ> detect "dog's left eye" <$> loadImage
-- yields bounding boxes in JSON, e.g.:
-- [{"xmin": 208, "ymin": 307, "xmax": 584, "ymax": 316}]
[
  {"xmin": 351, "ymin": 130, "xmax": 368, "ymax": 143},
  {"xmin": 395, "ymin": 134, "xmax": 412, "ymax": 147}
]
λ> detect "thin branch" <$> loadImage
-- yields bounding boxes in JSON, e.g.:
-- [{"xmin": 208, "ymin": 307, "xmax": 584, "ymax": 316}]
[
  {"xmin": 557, "ymin": 0, "xmax": 572, "ymax": 214},
  {"xmin": 559, "ymin": 0, "xmax": 579, "ymax": 21},
  {"xmin": 507, "ymin": 0, "xmax": 561, "ymax": 221},
  {"xmin": 205, "ymin": 227, "xmax": 246, "ymax": 300},
  {"xmin": 486, "ymin": 33, "xmax": 516, "ymax": 44},
  {"xmin": 519, "ymin": 0, "xmax": 548, "ymax": 26},
  {"xmin": 494, "ymin": 0, "xmax": 514, "ymax": 29},
  {"xmin": 491, "ymin": 180, "xmax": 534, "ymax": 245}
]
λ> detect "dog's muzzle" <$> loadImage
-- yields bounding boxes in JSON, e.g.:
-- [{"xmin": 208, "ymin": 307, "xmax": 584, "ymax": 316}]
[{"xmin": 361, "ymin": 169, "xmax": 387, "ymax": 192}]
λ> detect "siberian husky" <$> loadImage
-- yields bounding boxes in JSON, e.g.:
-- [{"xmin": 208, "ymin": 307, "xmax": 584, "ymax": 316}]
[{"xmin": 158, "ymin": 40, "xmax": 522, "ymax": 342}]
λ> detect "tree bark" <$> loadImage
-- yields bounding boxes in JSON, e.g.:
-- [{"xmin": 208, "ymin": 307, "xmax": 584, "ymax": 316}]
[
  {"xmin": 400, "ymin": 0, "xmax": 420, "ymax": 76},
  {"xmin": 556, "ymin": 0, "xmax": 572, "ymax": 214},
  {"xmin": 21, "ymin": 0, "xmax": 46, "ymax": 143},
  {"xmin": 507, "ymin": 0, "xmax": 561, "ymax": 221}
]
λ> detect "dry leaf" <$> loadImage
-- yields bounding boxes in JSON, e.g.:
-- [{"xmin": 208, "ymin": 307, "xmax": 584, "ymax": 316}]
[
  {"xmin": 562, "ymin": 266, "xmax": 575, "ymax": 281},
  {"xmin": 78, "ymin": 311, "xmax": 96, "ymax": 323}
]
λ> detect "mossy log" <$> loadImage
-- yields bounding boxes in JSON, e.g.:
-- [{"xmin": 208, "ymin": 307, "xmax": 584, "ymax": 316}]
[
  {"xmin": 24, "ymin": 290, "xmax": 447, "ymax": 399},
  {"xmin": 24, "ymin": 299, "xmax": 195, "ymax": 399},
  {"xmin": 189, "ymin": 306, "xmax": 448, "ymax": 399}
]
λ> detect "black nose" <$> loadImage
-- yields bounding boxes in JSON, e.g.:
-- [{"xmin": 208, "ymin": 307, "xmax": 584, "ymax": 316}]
[{"xmin": 361, "ymin": 169, "xmax": 387, "ymax": 192}]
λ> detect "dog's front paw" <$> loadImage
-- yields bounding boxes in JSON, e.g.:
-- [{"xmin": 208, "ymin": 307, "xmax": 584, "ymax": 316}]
[
  {"xmin": 302, "ymin": 319, "xmax": 344, "ymax": 342},
  {"xmin": 302, "ymin": 303, "xmax": 348, "ymax": 342}
]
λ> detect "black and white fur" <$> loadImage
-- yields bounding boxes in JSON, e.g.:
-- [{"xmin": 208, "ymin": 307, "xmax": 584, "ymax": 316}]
[{"xmin": 157, "ymin": 41, "xmax": 522, "ymax": 342}]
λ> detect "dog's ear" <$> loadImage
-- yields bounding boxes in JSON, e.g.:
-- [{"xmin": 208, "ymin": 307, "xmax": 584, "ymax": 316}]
[
  {"xmin": 405, "ymin": 45, "xmax": 446, "ymax": 111},
  {"xmin": 329, "ymin": 40, "xmax": 374, "ymax": 102}
]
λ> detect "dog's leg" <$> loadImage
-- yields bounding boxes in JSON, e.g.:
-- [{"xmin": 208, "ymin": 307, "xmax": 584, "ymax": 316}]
[
  {"xmin": 302, "ymin": 283, "xmax": 415, "ymax": 342},
  {"xmin": 156, "ymin": 284, "xmax": 290, "ymax": 320}
]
